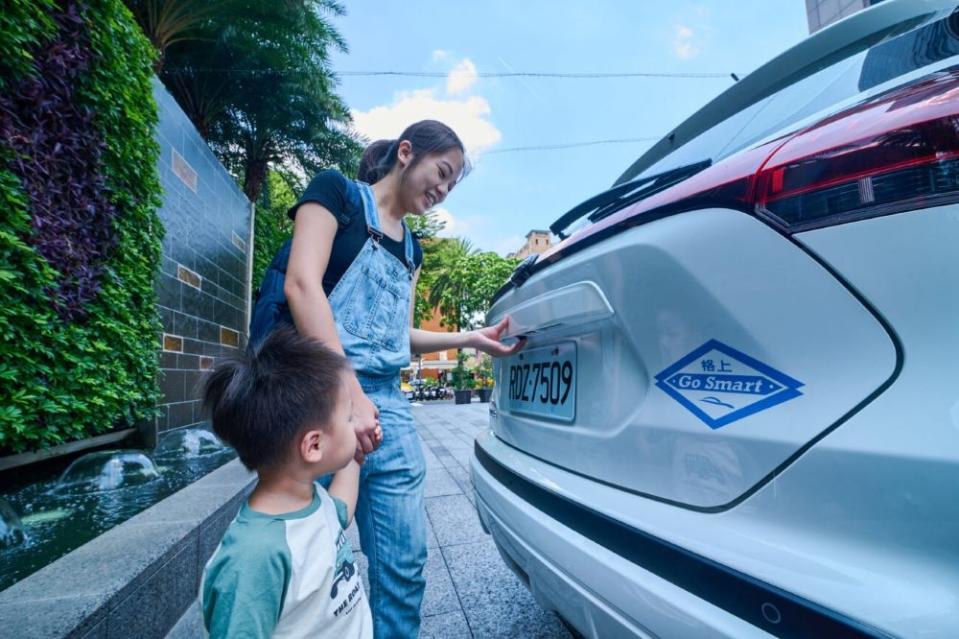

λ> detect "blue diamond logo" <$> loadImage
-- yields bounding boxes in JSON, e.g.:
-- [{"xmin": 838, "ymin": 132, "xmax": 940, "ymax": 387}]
[{"xmin": 654, "ymin": 339, "xmax": 803, "ymax": 429}]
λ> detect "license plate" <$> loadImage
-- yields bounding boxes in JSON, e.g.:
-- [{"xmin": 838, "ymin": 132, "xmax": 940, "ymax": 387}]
[{"xmin": 506, "ymin": 342, "xmax": 576, "ymax": 423}]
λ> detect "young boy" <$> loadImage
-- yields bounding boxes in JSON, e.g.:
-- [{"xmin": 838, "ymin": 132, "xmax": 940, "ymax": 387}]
[{"xmin": 200, "ymin": 327, "xmax": 378, "ymax": 639}]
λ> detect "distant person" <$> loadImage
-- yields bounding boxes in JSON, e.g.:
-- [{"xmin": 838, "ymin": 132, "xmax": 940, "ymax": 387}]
[
  {"xmin": 249, "ymin": 120, "xmax": 523, "ymax": 636},
  {"xmin": 200, "ymin": 328, "xmax": 374, "ymax": 639}
]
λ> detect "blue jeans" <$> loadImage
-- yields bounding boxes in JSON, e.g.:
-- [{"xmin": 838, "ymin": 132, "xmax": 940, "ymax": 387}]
[{"xmin": 355, "ymin": 375, "xmax": 427, "ymax": 638}]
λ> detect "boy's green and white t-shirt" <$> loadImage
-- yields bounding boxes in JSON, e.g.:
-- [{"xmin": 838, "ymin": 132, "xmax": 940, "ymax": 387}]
[{"xmin": 201, "ymin": 484, "xmax": 372, "ymax": 639}]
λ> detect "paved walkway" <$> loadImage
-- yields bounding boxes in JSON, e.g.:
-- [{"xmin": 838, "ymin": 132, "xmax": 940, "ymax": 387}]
[
  {"xmin": 169, "ymin": 401, "xmax": 571, "ymax": 639},
  {"xmin": 404, "ymin": 401, "xmax": 571, "ymax": 639}
]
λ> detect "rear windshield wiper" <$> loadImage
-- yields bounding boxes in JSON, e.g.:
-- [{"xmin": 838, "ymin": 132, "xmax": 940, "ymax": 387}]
[{"xmin": 549, "ymin": 159, "xmax": 712, "ymax": 239}]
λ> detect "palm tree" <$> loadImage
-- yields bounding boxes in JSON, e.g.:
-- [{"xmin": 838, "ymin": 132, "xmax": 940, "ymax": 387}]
[
  {"xmin": 124, "ymin": 0, "xmax": 236, "ymax": 73},
  {"xmin": 427, "ymin": 238, "xmax": 479, "ymax": 332},
  {"xmin": 128, "ymin": 0, "xmax": 362, "ymax": 201}
]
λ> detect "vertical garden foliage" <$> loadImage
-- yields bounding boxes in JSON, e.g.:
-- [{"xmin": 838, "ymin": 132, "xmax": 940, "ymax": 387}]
[
  {"xmin": 0, "ymin": 0, "xmax": 163, "ymax": 453},
  {"xmin": 252, "ymin": 171, "xmax": 297, "ymax": 293}
]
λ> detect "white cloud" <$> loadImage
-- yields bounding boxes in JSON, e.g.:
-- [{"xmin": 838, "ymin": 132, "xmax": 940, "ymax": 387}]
[
  {"xmin": 432, "ymin": 207, "xmax": 457, "ymax": 235},
  {"xmin": 673, "ymin": 24, "xmax": 700, "ymax": 59},
  {"xmin": 428, "ymin": 208, "xmax": 526, "ymax": 257},
  {"xmin": 446, "ymin": 59, "xmax": 478, "ymax": 95},
  {"xmin": 432, "ymin": 49, "xmax": 450, "ymax": 62},
  {"xmin": 351, "ymin": 88, "xmax": 501, "ymax": 156}
]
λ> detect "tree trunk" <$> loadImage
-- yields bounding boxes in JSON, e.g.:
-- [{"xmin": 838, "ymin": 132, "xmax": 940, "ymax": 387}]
[
  {"xmin": 243, "ymin": 158, "xmax": 269, "ymax": 203},
  {"xmin": 153, "ymin": 49, "xmax": 165, "ymax": 75}
]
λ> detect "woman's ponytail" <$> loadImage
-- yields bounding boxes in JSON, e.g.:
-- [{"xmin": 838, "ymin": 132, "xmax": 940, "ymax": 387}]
[{"xmin": 357, "ymin": 139, "xmax": 397, "ymax": 184}]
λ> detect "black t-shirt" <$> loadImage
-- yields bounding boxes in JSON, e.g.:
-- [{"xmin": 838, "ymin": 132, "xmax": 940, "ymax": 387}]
[{"xmin": 288, "ymin": 170, "xmax": 423, "ymax": 295}]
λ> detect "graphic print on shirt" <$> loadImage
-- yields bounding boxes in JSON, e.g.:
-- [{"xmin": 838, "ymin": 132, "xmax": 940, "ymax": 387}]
[{"xmin": 330, "ymin": 528, "xmax": 362, "ymax": 619}]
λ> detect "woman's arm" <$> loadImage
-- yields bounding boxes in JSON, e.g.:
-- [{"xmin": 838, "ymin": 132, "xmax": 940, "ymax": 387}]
[
  {"xmin": 284, "ymin": 204, "xmax": 343, "ymax": 347},
  {"xmin": 407, "ymin": 268, "xmax": 525, "ymax": 358},
  {"xmin": 284, "ymin": 204, "xmax": 381, "ymax": 461},
  {"xmin": 410, "ymin": 328, "xmax": 469, "ymax": 354}
]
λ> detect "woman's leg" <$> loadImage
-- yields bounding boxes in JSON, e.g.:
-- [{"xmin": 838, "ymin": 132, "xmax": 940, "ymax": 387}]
[{"xmin": 356, "ymin": 389, "xmax": 428, "ymax": 638}]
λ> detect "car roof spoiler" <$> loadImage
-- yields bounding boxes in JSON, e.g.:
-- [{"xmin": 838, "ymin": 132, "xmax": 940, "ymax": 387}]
[{"xmin": 614, "ymin": 0, "xmax": 951, "ymax": 186}]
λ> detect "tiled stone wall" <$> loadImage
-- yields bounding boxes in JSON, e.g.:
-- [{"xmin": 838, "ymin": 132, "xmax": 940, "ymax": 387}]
[{"xmin": 152, "ymin": 79, "xmax": 252, "ymax": 436}]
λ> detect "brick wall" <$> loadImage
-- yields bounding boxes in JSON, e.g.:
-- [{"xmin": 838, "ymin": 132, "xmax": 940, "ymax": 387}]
[{"xmin": 151, "ymin": 79, "xmax": 252, "ymax": 435}]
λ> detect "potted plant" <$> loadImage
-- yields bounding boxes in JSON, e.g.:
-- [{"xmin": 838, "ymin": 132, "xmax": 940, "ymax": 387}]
[
  {"xmin": 451, "ymin": 351, "xmax": 475, "ymax": 405},
  {"xmin": 423, "ymin": 377, "xmax": 439, "ymax": 401},
  {"xmin": 475, "ymin": 354, "xmax": 494, "ymax": 403}
]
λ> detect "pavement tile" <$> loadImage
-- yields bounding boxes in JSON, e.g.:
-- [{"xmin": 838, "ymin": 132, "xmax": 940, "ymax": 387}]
[
  {"xmin": 446, "ymin": 465, "xmax": 475, "ymax": 499},
  {"xmin": 424, "ymin": 467, "xmax": 463, "ymax": 498},
  {"xmin": 420, "ymin": 610, "xmax": 472, "ymax": 638},
  {"xmin": 426, "ymin": 515, "xmax": 440, "ymax": 549},
  {"xmin": 443, "ymin": 540, "xmax": 571, "ymax": 639},
  {"xmin": 425, "ymin": 494, "xmax": 487, "ymax": 547},
  {"xmin": 436, "ymin": 454, "xmax": 459, "ymax": 471},
  {"xmin": 451, "ymin": 448, "xmax": 474, "ymax": 470},
  {"xmin": 453, "ymin": 434, "xmax": 478, "ymax": 448},
  {"xmin": 421, "ymin": 551, "xmax": 460, "ymax": 617},
  {"xmin": 423, "ymin": 456, "xmax": 445, "ymax": 472}
]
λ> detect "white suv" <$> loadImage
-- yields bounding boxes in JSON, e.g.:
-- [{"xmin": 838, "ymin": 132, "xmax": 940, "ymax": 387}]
[{"xmin": 472, "ymin": 1, "xmax": 959, "ymax": 637}]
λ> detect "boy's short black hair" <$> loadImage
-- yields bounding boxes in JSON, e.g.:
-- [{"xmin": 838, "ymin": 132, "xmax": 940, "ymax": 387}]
[{"xmin": 201, "ymin": 327, "xmax": 350, "ymax": 470}]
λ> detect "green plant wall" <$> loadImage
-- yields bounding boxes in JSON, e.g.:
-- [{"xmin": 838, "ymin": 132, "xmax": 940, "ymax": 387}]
[{"xmin": 0, "ymin": 0, "xmax": 163, "ymax": 453}]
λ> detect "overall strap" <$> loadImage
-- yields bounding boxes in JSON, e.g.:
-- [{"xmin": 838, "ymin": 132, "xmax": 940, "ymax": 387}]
[
  {"xmin": 402, "ymin": 219, "xmax": 415, "ymax": 276},
  {"xmin": 356, "ymin": 181, "xmax": 384, "ymax": 243},
  {"xmin": 356, "ymin": 181, "xmax": 416, "ymax": 276}
]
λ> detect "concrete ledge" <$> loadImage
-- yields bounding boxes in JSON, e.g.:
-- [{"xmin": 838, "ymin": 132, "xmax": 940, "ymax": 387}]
[{"xmin": 0, "ymin": 459, "xmax": 254, "ymax": 639}]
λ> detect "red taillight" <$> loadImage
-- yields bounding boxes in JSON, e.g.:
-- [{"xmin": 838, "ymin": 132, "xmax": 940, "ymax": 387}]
[
  {"xmin": 754, "ymin": 74, "xmax": 959, "ymax": 231},
  {"xmin": 539, "ymin": 67, "xmax": 959, "ymax": 265}
]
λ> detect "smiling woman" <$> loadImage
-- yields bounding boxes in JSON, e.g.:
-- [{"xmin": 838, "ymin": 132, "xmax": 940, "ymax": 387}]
[{"xmin": 247, "ymin": 118, "xmax": 523, "ymax": 637}]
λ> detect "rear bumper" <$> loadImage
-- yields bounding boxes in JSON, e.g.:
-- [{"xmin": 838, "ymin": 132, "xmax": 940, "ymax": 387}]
[{"xmin": 470, "ymin": 433, "xmax": 895, "ymax": 639}]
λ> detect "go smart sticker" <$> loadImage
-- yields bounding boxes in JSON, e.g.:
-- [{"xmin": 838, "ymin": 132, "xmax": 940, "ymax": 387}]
[{"xmin": 654, "ymin": 339, "xmax": 803, "ymax": 429}]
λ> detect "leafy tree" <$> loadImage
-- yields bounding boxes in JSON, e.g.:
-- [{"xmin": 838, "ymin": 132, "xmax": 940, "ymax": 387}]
[
  {"xmin": 130, "ymin": 0, "xmax": 363, "ymax": 201},
  {"xmin": 405, "ymin": 209, "xmax": 446, "ymax": 240},
  {"xmin": 406, "ymin": 210, "xmax": 448, "ymax": 327},
  {"xmin": 252, "ymin": 169, "xmax": 299, "ymax": 291},
  {"xmin": 428, "ymin": 242, "xmax": 518, "ymax": 333},
  {"xmin": 123, "ymin": 0, "xmax": 235, "ymax": 72},
  {"xmin": 475, "ymin": 354, "xmax": 494, "ymax": 388},
  {"xmin": 450, "ymin": 350, "xmax": 475, "ymax": 391},
  {"xmin": 425, "ymin": 238, "xmax": 477, "ymax": 331}
]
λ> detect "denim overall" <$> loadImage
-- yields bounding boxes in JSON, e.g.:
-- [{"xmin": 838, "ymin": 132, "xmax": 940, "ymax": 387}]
[
  {"xmin": 332, "ymin": 183, "xmax": 427, "ymax": 639},
  {"xmin": 251, "ymin": 181, "xmax": 428, "ymax": 638}
]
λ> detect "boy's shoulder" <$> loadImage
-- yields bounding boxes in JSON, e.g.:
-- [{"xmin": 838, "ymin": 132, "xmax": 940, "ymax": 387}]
[
  {"xmin": 207, "ymin": 510, "xmax": 292, "ymax": 576},
  {"xmin": 202, "ymin": 512, "xmax": 294, "ymax": 639}
]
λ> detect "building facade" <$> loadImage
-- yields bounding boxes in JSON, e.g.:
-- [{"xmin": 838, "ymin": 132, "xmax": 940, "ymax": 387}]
[
  {"xmin": 509, "ymin": 229, "xmax": 553, "ymax": 259},
  {"xmin": 412, "ymin": 307, "xmax": 458, "ymax": 379}
]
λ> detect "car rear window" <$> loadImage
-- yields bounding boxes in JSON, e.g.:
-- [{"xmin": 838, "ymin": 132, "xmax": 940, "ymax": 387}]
[{"xmin": 637, "ymin": 8, "xmax": 959, "ymax": 180}]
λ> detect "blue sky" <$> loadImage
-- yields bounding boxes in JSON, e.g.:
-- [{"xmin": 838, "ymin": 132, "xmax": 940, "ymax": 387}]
[{"xmin": 329, "ymin": 1, "xmax": 809, "ymax": 255}]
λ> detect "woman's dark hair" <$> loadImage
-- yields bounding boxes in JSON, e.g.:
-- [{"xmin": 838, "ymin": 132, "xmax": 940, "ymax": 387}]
[
  {"xmin": 358, "ymin": 119, "xmax": 469, "ymax": 184},
  {"xmin": 201, "ymin": 327, "xmax": 350, "ymax": 471}
]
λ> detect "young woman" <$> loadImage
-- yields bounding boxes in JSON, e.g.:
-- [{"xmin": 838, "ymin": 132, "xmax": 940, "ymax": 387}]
[{"xmin": 249, "ymin": 120, "xmax": 522, "ymax": 637}]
